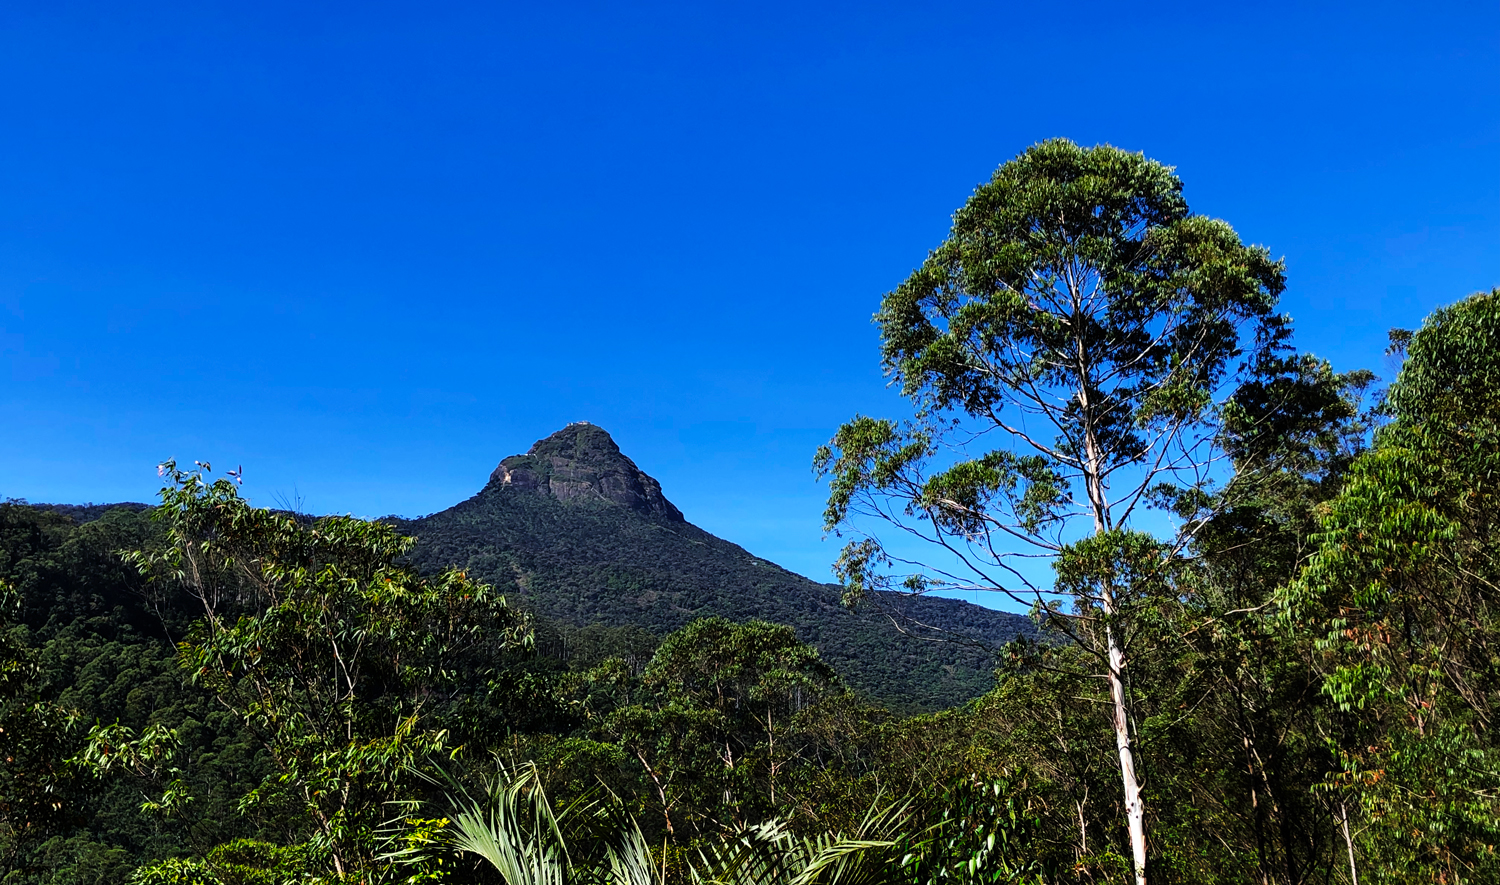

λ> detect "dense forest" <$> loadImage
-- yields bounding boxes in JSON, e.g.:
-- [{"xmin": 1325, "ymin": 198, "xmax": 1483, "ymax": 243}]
[{"xmin": 4, "ymin": 141, "xmax": 1499, "ymax": 884}]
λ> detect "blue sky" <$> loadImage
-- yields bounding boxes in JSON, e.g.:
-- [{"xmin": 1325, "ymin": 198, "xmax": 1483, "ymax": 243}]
[{"xmin": 1, "ymin": 0, "xmax": 1496, "ymax": 594}]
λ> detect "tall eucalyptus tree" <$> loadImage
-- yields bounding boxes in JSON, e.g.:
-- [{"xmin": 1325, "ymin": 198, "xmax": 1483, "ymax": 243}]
[{"xmin": 817, "ymin": 139, "xmax": 1289, "ymax": 884}]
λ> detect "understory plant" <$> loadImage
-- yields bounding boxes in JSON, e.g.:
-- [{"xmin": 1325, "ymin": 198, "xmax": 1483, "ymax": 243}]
[{"xmin": 384, "ymin": 762, "xmax": 1053, "ymax": 885}]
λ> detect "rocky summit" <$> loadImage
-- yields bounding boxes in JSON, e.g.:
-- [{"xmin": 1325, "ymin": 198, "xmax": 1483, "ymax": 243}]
[{"xmin": 489, "ymin": 422, "xmax": 684, "ymax": 522}]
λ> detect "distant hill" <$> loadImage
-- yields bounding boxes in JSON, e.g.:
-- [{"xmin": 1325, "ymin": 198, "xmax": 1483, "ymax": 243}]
[
  {"xmin": 397, "ymin": 423, "xmax": 1037, "ymax": 712},
  {"xmin": 19, "ymin": 501, "xmax": 152, "ymax": 524}
]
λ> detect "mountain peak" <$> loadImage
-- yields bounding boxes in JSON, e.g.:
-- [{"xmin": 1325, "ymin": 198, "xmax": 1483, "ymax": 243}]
[{"xmin": 488, "ymin": 423, "xmax": 684, "ymax": 521}]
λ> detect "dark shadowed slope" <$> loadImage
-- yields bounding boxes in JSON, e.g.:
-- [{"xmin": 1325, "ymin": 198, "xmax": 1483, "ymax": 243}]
[{"xmin": 398, "ymin": 422, "xmax": 1037, "ymax": 712}]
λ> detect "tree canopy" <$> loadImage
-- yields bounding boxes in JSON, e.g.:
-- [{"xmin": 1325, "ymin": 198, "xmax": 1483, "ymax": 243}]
[{"xmin": 817, "ymin": 139, "xmax": 1370, "ymax": 885}]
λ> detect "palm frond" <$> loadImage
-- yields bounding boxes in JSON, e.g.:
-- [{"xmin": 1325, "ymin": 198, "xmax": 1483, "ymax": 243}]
[
  {"xmin": 602, "ymin": 816, "xmax": 670, "ymax": 885},
  {"xmin": 697, "ymin": 797, "xmax": 919, "ymax": 885}
]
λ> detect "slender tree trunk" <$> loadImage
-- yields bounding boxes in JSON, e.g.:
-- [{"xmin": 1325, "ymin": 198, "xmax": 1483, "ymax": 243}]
[
  {"xmin": 1242, "ymin": 731, "xmax": 1271, "ymax": 884},
  {"xmin": 1339, "ymin": 801, "xmax": 1359, "ymax": 885},
  {"xmin": 1076, "ymin": 800, "xmax": 1088, "ymax": 858},
  {"xmin": 1077, "ymin": 371, "xmax": 1149, "ymax": 885},
  {"xmin": 636, "ymin": 750, "xmax": 676, "ymax": 836},
  {"xmin": 1106, "ymin": 622, "xmax": 1147, "ymax": 885}
]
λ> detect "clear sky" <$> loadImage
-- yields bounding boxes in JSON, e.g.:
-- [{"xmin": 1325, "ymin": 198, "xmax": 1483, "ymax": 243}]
[{"xmin": 1, "ymin": 1, "xmax": 1496, "ymax": 593}]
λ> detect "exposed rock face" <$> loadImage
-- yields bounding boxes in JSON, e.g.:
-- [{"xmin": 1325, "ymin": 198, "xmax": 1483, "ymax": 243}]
[{"xmin": 489, "ymin": 423, "xmax": 685, "ymax": 521}]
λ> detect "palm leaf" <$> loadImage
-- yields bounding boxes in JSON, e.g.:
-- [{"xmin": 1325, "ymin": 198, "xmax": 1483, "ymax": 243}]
[{"xmin": 697, "ymin": 797, "xmax": 919, "ymax": 885}]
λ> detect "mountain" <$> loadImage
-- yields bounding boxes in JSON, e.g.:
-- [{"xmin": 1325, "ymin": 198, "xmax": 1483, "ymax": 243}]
[{"xmin": 397, "ymin": 423, "xmax": 1037, "ymax": 712}]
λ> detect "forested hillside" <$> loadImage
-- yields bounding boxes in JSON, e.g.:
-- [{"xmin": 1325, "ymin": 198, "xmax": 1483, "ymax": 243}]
[{"xmin": 397, "ymin": 422, "xmax": 1036, "ymax": 712}]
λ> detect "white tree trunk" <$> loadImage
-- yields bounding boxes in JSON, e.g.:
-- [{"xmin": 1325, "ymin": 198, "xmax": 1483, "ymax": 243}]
[
  {"xmin": 1339, "ymin": 800, "xmax": 1360, "ymax": 885},
  {"xmin": 1081, "ymin": 379, "xmax": 1149, "ymax": 885},
  {"xmin": 1108, "ymin": 626, "xmax": 1147, "ymax": 885}
]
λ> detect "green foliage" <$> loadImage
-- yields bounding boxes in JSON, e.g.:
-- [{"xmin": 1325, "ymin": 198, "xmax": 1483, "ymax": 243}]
[
  {"xmin": 126, "ymin": 857, "xmax": 222, "ymax": 885},
  {"xmin": 903, "ymin": 776, "xmax": 1058, "ymax": 885},
  {"xmin": 696, "ymin": 801, "xmax": 914, "ymax": 885},
  {"xmin": 123, "ymin": 842, "xmax": 310, "ymax": 885},
  {"xmin": 596, "ymin": 618, "xmax": 845, "ymax": 836},
  {"xmin": 817, "ymin": 138, "xmax": 1298, "ymax": 615},
  {"xmin": 875, "ymin": 138, "xmax": 1284, "ymax": 434},
  {"xmin": 390, "ymin": 759, "xmax": 927, "ymax": 885},
  {"xmin": 0, "ymin": 576, "xmax": 80, "ymax": 877},
  {"xmin": 206, "ymin": 839, "xmax": 314, "ymax": 885},
  {"xmin": 0, "ymin": 502, "xmax": 269, "ymax": 882},
  {"xmin": 423, "ymin": 762, "xmax": 573, "ymax": 885},
  {"xmin": 1385, "ymin": 288, "xmax": 1500, "ymax": 423},
  {"xmin": 1286, "ymin": 289, "xmax": 1500, "ymax": 883},
  {"xmin": 124, "ymin": 460, "xmax": 533, "ymax": 880}
]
